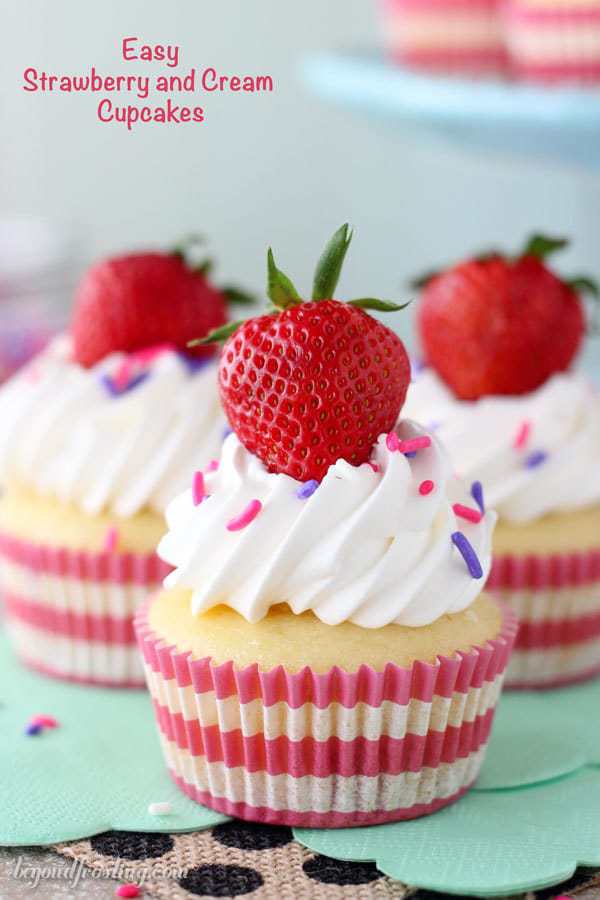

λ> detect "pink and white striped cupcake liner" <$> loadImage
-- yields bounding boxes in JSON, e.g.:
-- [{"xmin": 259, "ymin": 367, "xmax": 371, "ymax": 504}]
[
  {"xmin": 488, "ymin": 547, "xmax": 600, "ymax": 689},
  {"xmin": 135, "ymin": 597, "xmax": 517, "ymax": 828},
  {"xmin": 380, "ymin": 0, "xmax": 507, "ymax": 74},
  {"xmin": 0, "ymin": 531, "xmax": 170, "ymax": 687},
  {"xmin": 505, "ymin": 2, "xmax": 600, "ymax": 83}
]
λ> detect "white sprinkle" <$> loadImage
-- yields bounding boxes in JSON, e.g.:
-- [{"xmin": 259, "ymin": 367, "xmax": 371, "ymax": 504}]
[{"xmin": 148, "ymin": 801, "xmax": 172, "ymax": 816}]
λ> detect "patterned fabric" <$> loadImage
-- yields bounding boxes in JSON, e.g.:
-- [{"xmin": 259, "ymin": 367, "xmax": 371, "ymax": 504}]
[{"xmin": 53, "ymin": 824, "xmax": 600, "ymax": 899}]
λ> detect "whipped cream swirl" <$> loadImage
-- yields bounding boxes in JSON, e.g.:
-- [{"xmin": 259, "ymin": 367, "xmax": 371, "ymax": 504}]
[
  {"xmin": 159, "ymin": 422, "xmax": 495, "ymax": 627},
  {"xmin": 403, "ymin": 368, "xmax": 600, "ymax": 523},
  {"xmin": 0, "ymin": 336, "xmax": 226, "ymax": 516}
]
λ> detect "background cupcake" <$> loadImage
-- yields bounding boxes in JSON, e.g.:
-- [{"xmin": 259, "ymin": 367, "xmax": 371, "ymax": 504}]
[
  {"xmin": 406, "ymin": 233, "xmax": 600, "ymax": 688},
  {"xmin": 136, "ymin": 227, "xmax": 516, "ymax": 826},
  {"xmin": 0, "ymin": 243, "xmax": 248, "ymax": 686},
  {"xmin": 379, "ymin": 0, "xmax": 507, "ymax": 74},
  {"xmin": 506, "ymin": 0, "xmax": 600, "ymax": 84}
]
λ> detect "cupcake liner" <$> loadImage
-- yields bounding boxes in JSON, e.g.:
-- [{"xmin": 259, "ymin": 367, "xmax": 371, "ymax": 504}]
[
  {"xmin": 0, "ymin": 530, "xmax": 170, "ymax": 687},
  {"xmin": 505, "ymin": 2, "xmax": 600, "ymax": 83},
  {"xmin": 135, "ymin": 597, "xmax": 517, "ymax": 828},
  {"xmin": 488, "ymin": 548, "xmax": 600, "ymax": 689},
  {"xmin": 380, "ymin": 0, "xmax": 507, "ymax": 74}
]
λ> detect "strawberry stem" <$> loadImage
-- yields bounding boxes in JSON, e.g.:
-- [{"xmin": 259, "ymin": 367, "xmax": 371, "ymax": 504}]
[
  {"xmin": 171, "ymin": 234, "xmax": 206, "ymax": 260},
  {"xmin": 521, "ymin": 234, "xmax": 569, "ymax": 261},
  {"xmin": 312, "ymin": 224, "xmax": 353, "ymax": 301},
  {"xmin": 567, "ymin": 275, "xmax": 599, "ymax": 298},
  {"xmin": 267, "ymin": 248, "xmax": 301, "ymax": 310}
]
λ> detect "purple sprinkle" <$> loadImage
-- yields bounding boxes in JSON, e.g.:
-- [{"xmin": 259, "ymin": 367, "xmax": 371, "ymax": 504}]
[
  {"xmin": 222, "ymin": 426, "xmax": 233, "ymax": 441},
  {"xmin": 404, "ymin": 451, "xmax": 417, "ymax": 459},
  {"xmin": 525, "ymin": 450, "xmax": 548, "ymax": 469},
  {"xmin": 297, "ymin": 479, "xmax": 319, "ymax": 500},
  {"xmin": 471, "ymin": 481, "xmax": 485, "ymax": 514},
  {"xmin": 100, "ymin": 371, "xmax": 150, "ymax": 397},
  {"xmin": 410, "ymin": 357, "xmax": 427, "ymax": 380},
  {"xmin": 178, "ymin": 353, "xmax": 214, "ymax": 374},
  {"xmin": 25, "ymin": 722, "xmax": 43, "ymax": 736},
  {"xmin": 451, "ymin": 531, "xmax": 484, "ymax": 579}
]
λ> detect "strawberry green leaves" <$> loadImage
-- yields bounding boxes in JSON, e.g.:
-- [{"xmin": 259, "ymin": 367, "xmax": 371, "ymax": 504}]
[
  {"xmin": 267, "ymin": 248, "xmax": 302, "ymax": 311},
  {"xmin": 312, "ymin": 223, "xmax": 353, "ymax": 301},
  {"xmin": 348, "ymin": 298, "xmax": 411, "ymax": 312},
  {"xmin": 188, "ymin": 320, "xmax": 244, "ymax": 346},
  {"xmin": 521, "ymin": 233, "xmax": 569, "ymax": 261}
]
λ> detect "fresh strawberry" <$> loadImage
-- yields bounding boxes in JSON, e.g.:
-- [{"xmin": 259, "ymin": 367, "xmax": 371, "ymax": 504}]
[
  {"xmin": 71, "ymin": 241, "xmax": 238, "ymax": 367},
  {"xmin": 416, "ymin": 235, "xmax": 593, "ymax": 400},
  {"xmin": 193, "ymin": 225, "xmax": 411, "ymax": 482}
]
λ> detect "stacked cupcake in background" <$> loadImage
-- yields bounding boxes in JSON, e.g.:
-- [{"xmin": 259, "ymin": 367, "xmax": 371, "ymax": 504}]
[
  {"xmin": 405, "ymin": 234, "xmax": 600, "ymax": 688},
  {"xmin": 379, "ymin": 0, "xmax": 600, "ymax": 83},
  {"xmin": 0, "ymin": 243, "xmax": 240, "ymax": 686},
  {"xmin": 380, "ymin": 0, "xmax": 507, "ymax": 74},
  {"xmin": 506, "ymin": 0, "xmax": 600, "ymax": 83},
  {"xmin": 136, "ymin": 226, "xmax": 516, "ymax": 826}
]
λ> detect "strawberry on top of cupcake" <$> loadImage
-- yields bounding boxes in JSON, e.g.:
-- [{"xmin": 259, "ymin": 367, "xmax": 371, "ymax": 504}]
[{"xmin": 0, "ymin": 239, "xmax": 250, "ymax": 517}]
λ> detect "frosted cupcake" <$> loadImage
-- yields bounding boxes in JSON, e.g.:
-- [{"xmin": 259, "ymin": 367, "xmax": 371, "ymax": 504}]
[
  {"xmin": 0, "ymin": 243, "xmax": 245, "ymax": 686},
  {"xmin": 380, "ymin": 0, "xmax": 507, "ymax": 75},
  {"xmin": 408, "ymin": 234, "xmax": 599, "ymax": 688},
  {"xmin": 135, "ymin": 226, "xmax": 516, "ymax": 826},
  {"xmin": 506, "ymin": 0, "xmax": 600, "ymax": 83}
]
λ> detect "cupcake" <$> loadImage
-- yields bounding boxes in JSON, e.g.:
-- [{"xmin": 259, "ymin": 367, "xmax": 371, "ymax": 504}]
[
  {"xmin": 407, "ymin": 233, "xmax": 600, "ymax": 688},
  {"xmin": 379, "ymin": 0, "xmax": 507, "ymax": 75},
  {"xmin": 505, "ymin": 0, "xmax": 600, "ymax": 84},
  {"xmin": 0, "ymin": 243, "xmax": 243, "ymax": 686},
  {"xmin": 135, "ymin": 226, "xmax": 516, "ymax": 827}
]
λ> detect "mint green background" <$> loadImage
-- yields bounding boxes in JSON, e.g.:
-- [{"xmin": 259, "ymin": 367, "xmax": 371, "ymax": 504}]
[{"xmin": 3, "ymin": 635, "xmax": 600, "ymax": 896}]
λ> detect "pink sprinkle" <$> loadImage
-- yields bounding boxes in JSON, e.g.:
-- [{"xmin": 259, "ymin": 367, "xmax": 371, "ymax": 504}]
[
  {"xmin": 226, "ymin": 499, "xmax": 262, "ymax": 532},
  {"xmin": 453, "ymin": 503, "xmax": 483, "ymax": 524},
  {"xmin": 513, "ymin": 420, "xmax": 531, "ymax": 450},
  {"xmin": 104, "ymin": 527, "xmax": 118, "ymax": 553},
  {"xmin": 206, "ymin": 459, "xmax": 219, "ymax": 472},
  {"xmin": 113, "ymin": 359, "xmax": 134, "ymax": 391},
  {"xmin": 368, "ymin": 462, "xmax": 379, "ymax": 473},
  {"xmin": 131, "ymin": 343, "xmax": 173, "ymax": 366},
  {"xmin": 386, "ymin": 432, "xmax": 400, "ymax": 452},
  {"xmin": 115, "ymin": 886, "xmax": 141, "ymax": 899},
  {"xmin": 192, "ymin": 471, "xmax": 205, "ymax": 506},
  {"xmin": 419, "ymin": 480, "xmax": 434, "ymax": 495},
  {"xmin": 31, "ymin": 714, "xmax": 59, "ymax": 729},
  {"xmin": 398, "ymin": 436, "xmax": 432, "ymax": 454}
]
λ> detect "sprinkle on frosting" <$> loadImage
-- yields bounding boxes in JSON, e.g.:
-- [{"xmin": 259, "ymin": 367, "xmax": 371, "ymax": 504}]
[
  {"xmin": 525, "ymin": 450, "xmax": 548, "ymax": 469},
  {"xmin": 419, "ymin": 479, "xmax": 434, "ymax": 495},
  {"xmin": 115, "ymin": 887, "xmax": 141, "ymax": 899},
  {"xmin": 471, "ymin": 481, "xmax": 485, "ymax": 514},
  {"xmin": 206, "ymin": 459, "xmax": 219, "ymax": 473},
  {"xmin": 451, "ymin": 531, "xmax": 484, "ymax": 579},
  {"xmin": 398, "ymin": 436, "xmax": 432, "ymax": 454},
  {"xmin": 386, "ymin": 431, "xmax": 400, "ymax": 452},
  {"xmin": 226, "ymin": 499, "xmax": 262, "ymax": 532},
  {"xmin": 192, "ymin": 471, "xmax": 206, "ymax": 506},
  {"xmin": 368, "ymin": 462, "xmax": 379, "ymax": 473},
  {"xmin": 104, "ymin": 526, "xmax": 118, "ymax": 553},
  {"xmin": 513, "ymin": 420, "xmax": 531, "ymax": 450},
  {"xmin": 453, "ymin": 503, "xmax": 483, "ymax": 524},
  {"xmin": 100, "ymin": 371, "xmax": 150, "ymax": 398},
  {"xmin": 297, "ymin": 479, "xmax": 319, "ymax": 499}
]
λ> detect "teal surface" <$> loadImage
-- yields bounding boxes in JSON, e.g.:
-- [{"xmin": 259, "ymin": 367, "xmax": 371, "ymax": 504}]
[
  {"xmin": 3, "ymin": 634, "xmax": 600, "ymax": 896},
  {"xmin": 303, "ymin": 52, "xmax": 600, "ymax": 168}
]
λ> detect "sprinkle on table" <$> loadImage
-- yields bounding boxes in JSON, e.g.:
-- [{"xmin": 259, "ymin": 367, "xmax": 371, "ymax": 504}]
[
  {"xmin": 513, "ymin": 420, "xmax": 531, "ymax": 450},
  {"xmin": 148, "ymin": 801, "xmax": 172, "ymax": 816},
  {"xmin": 31, "ymin": 714, "xmax": 59, "ymax": 729},
  {"xmin": 451, "ymin": 531, "xmax": 484, "ymax": 579},
  {"xmin": 525, "ymin": 450, "xmax": 548, "ymax": 469},
  {"xmin": 24, "ymin": 722, "xmax": 43, "ymax": 736},
  {"xmin": 104, "ymin": 526, "xmax": 119, "ymax": 554},
  {"xmin": 226, "ymin": 499, "xmax": 262, "ymax": 532},
  {"xmin": 419, "ymin": 480, "xmax": 435, "ymax": 496},
  {"xmin": 453, "ymin": 503, "xmax": 483, "ymax": 524},
  {"xmin": 115, "ymin": 886, "xmax": 141, "ymax": 898},
  {"xmin": 192, "ymin": 471, "xmax": 206, "ymax": 506},
  {"xmin": 297, "ymin": 479, "xmax": 319, "ymax": 499},
  {"xmin": 471, "ymin": 481, "xmax": 485, "ymax": 514}
]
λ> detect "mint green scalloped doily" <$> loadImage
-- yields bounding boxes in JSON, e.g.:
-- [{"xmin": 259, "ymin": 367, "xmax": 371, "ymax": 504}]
[{"xmin": 3, "ymin": 633, "xmax": 600, "ymax": 897}]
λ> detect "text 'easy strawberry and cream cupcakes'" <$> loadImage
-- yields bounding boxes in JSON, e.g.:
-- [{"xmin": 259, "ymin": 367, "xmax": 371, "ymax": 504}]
[
  {"xmin": 407, "ymin": 234, "xmax": 600, "ymax": 688},
  {"xmin": 0, "ymin": 242, "xmax": 244, "ymax": 686},
  {"xmin": 379, "ymin": 0, "xmax": 507, "ymax": 75},
  {"xmin": 135, "ymin": 226, "xmax": 516, "ymax": 827}
]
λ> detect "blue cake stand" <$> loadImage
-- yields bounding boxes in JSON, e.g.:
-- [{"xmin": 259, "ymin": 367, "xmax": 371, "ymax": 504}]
[{"xmin": 303, "ymin": 52, "xmax": 600, "ymax": 169}]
